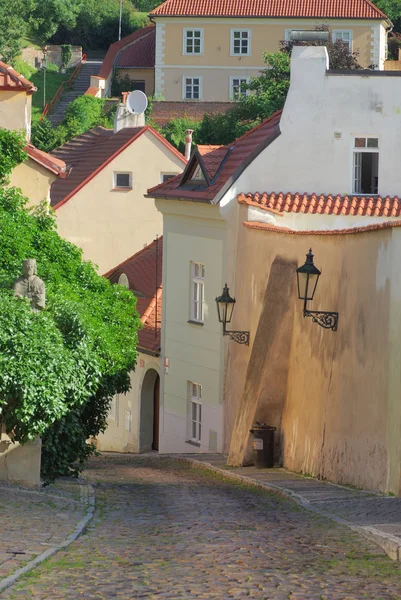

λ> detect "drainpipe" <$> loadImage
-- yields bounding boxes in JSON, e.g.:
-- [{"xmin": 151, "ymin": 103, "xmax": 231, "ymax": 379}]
[{"xmin": 184, "ymin": 129, "xmax": 194, "ymax": 161}]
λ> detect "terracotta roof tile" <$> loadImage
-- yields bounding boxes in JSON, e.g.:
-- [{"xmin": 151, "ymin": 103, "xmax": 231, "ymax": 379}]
[
  {"xmin": 150, "ymin": 0, "xmax": 386, "ymax": 19},
  {"xmin": 147, "ymin": 110, "xmax": 282, "ymax": 203},
  {"xmin": 243, "ymin": 220, "xmax": 401, "ymax": 235},
  {"xmin": 116, "ymin": 29, "xmax": 155, "ymax": 68},
  {"xmin": 0, "ymin": 61, "xmax": 37, "ymax": 93},
  {"xmin": 26, "ymin": 144, "xmax": 66, "ymax": 175},
  {"xmin": 50, "ymin": 125, "xmax": 186, "ymax": 208},
  {"xmin": 98, "ymin": 25, "xmax": 155, "ymax": 80},
  {"xmin": 238, "ymin": 192, "xmax": 401, "ymax": 217},
  {"xmin": 104, "ymin": 238, "xmax": 162, "ymax": 355}
]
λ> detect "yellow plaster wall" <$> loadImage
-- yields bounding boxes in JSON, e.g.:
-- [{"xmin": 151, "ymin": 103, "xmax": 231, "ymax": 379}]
[
  {"xmin": 10, "ymin": 159, "xmax": 57, "ymax": 207},
  {"xmin": 162, "ymin": 20, "xmax": 373, "ymax": 67},
  {"xmin": 116, "ymin": 68, "xmax": 155, "ymax": 96},
  {"xmin": 96, "ymin": 353, "xmax": 160, "ymax": 453},
  {"xmin": 0, "ymin": 90, "xmax": 31, "ymax": 138},
  {"xmin": 225, "ymin": 213, "xmax": 401, "ymax": 494},
  {"xmin": 55, "ymin": 130, "xmax": 185, "ymax": 274}
]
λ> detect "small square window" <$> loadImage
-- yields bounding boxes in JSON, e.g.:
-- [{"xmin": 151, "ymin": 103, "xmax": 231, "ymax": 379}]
[
  {"xmin": 183, "ymin": 29, "xmax": 203, "ymax": 54},
  {"xmin": 230, "ymin": 77, "xmax": 249, "ymax": 99},
  {"xmin": 161, "ymin": 173, "xmax": 177, "ymax": 183},
  {"xmin": 114, "ymin": 172, "xmax": 132, "ymax": 189},
  {"xmin": 183, "ymin": 77, "xmax": 201, "ymax": 100}
]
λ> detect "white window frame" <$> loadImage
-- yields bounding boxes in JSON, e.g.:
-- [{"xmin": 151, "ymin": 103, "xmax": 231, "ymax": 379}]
[
  {"xmin": 230, "ymin": 29, "xmax": 251, "ymax": 56},
  {"xmin": 183, "ymin": 28, "xmax": 204, "ymax": 55},
  {"xmin": 160, "ymin": 172, "xmax": 178, "ymax": 183},
  {"xmin": 182, "ymin": 76, "xmax": 202, "ymax": 100},
  {"xmin": 190, "ymin": 261, "xmax": 205, "ymax": 323},
  {"xmin": 332, "ymin": 29, "xmax": 353, "ymax": 52},
  {"xmin": 113, "ymin": 171, "xmax": 132, "ymax": 190},
  {"xmin": 229, "ymin": 76, "xmax": 250, "ymax": 100},
  {"xmin": 108, "ymin": 394, "xmax": 119, "ymax": 426},
  {"xmin": 189, "ymin": 382, "xmax": 202, "ymax": 443},
  {"xmin": 352, "ymin": 136, "xmax": 379, "ymax": 195}
]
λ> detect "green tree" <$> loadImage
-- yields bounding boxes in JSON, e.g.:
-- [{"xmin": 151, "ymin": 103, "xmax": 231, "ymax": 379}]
[
  {"xmin": 374, "ymin": 0, "xmax": 401, "ymax": 23},
  {"xmin": 0, "ymin": 128, "xmax": 140, "ymax": 484},
  {"xmin": 0, "ymin": 0, "xmax": 33, "ymax": 63}
]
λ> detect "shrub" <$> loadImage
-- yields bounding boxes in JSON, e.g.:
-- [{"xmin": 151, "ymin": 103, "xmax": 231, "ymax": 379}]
[
  {"xmin": 12, "ymin": 59, "xmax": 37, "ymax": 81},
  {"xmin": 61, "ymin": 44, "xmax": 72, "ymax": 68},
  {"xmin": 161, "ymin": 117, "xmax": 201, "ymax": 153}
]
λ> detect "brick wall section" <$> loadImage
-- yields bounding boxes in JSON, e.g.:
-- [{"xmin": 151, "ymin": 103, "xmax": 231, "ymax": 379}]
[{"xmin": 151, "ymin": 101, "xmax": 232, "ymax": 126}]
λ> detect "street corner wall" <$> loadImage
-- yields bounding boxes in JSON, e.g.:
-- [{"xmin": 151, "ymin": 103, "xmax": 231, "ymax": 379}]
[
  {"xmin": 227, "ymin": 255, "xmax": 297, "ymax": 467},
  {"xmin": 225, "ymin": 219, "xmax": 399, "ymax": 493},
  {"xmin": 0, "ymin": 437, "xmax": 41, "ymax": 487}
]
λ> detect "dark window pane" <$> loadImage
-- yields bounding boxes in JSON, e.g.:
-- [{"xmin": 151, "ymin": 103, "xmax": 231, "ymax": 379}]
[{"xmin": 116, "ymin": 173, "xmax": 130, "ymax": 188}]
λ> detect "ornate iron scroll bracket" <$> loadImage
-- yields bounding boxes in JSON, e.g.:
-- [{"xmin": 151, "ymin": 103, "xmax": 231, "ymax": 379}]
[
  {"xmin": 224, "ymin": 329, "xmax": 250, "ymax": 345},
  {"xmin": 304, "ymin": 309, "xmax": 338, "ymax": 332}
]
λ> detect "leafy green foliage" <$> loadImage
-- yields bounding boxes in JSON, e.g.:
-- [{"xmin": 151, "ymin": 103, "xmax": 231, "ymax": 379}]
[
  {"xmin": 61, "ymin": 44, "xmax": 73, "ymax": 68},
  {"xmin": 0, "ymin": 129, "xmax": 27, "ymax": 184},
  {"xmin": 0, "ymin": 0, "xmax": 34, "ymax": 62},
  {"xmin": 374, "ymin": 0, "xmax": 401, "ymax": 23},
  {"xmin": 12, "ymin": 58, "xmax": 37, "ymax": 80},
  {"xmin": 30, "ymin": 0, "xmax": 84, "ymax": 45},
  {"xmin": 161, "ymin": 118, "xmax": 201, "ymax": 154},
  {"xmin": 0, "ymin": 128, "xmax": 140, "ymax": 483}
]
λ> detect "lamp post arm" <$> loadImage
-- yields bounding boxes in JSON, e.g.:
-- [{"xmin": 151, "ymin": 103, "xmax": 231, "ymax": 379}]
[{"xmin": 303, "ymin": 308, "xmax": 338, "ymax": 332}]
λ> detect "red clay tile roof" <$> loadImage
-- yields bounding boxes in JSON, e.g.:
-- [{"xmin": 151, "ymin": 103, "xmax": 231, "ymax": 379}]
[
  {"xmin": 50, "ymin": 125, "xmax": 186, "ymax": 209},
  {"xmin": 150, "ymin": 0, "xmax": 387, "ymax": 19},
  {"xmin": 116, "ymin": 28, "xmax": 155, "ymax": 68},
  {"xmin": 98, "ymin": 25, "xmax": 155, "ymax": 80},
  {"xmin": 85, "ymin": 86, "xmax": 100, "ymax": 97},
  {"xmin": 238, "ymin": 192, "xmax": 401, "ymax": 217},
  {"xmin": 104, "ymin": 238, "xmax": 162, "ymax": 355},
  {"xmin": 0, "ymin": 61, "xmax": 37, "ymax": 93},
  {"xmin": 147, "ymin": 110, "xmax": 282, "ymax": 203},
  {"xmin": 26, "ymin": 144, "xmax": 66, "ymax": 176}
]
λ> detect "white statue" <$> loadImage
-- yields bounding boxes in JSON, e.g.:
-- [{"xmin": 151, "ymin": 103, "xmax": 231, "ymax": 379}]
[{"xmin": 13, "ymin": 259, "xmax": 46, "ymax": 312}]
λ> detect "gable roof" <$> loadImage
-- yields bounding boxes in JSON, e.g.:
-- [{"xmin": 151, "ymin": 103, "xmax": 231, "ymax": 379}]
[
  {"xmin": 0, "ymin": 61, "xmax": 37, "ymax": 93},
  {"xmin": 147, "ymin": 110, "xmax": 282, "ymax": 204},
  {"xmin": 98, "ymin": 25, "xmax": 155, "ymax": 80},
  {"xmin": 26, "ymin": 144, "xmax": 66, "ymax": 176},
  {"xmin": 50, "ymin": 125, "xmax": 186, "ymax": 209},
  {"xmin": 116, "ymin": 28, "xmax": 155, "ymax": 68},
  {"xmin": 239, "ymin": 191, "xmax": 401, "ymax": 217},
  {"xmin": 149, "ymin": 0, "xmax": 387, "ymax": 20},
  {"xmin": 104, "ymin": 238, "xmax": 162, "ymax": 355}
]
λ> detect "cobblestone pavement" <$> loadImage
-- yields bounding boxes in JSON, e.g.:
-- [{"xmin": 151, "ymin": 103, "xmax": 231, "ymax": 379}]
[
  {"xmin": 3, "ymin": 455, "xmax": 401, "ymax": 599},
  {"xmin": 0, "ymin": 480, "xmax": 88, "ymax": 582},
  {"xmin": 185, "ymin": 455, "xmax": 401, "ymax": 558}
]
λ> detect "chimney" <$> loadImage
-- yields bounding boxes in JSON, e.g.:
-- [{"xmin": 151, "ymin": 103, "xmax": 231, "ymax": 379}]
[
  {"xmin": 184, "ymin": 129, "xmax": 194, "ymax": 161},
  {"xmin": 114, "ymin": 91, "xmax": 146, "ymax": 133}
]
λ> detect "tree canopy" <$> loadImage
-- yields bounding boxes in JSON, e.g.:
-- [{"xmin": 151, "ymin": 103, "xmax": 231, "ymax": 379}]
[{"xmin": 0, "ymin": 128, "xmax": 140, "ymax": 483}]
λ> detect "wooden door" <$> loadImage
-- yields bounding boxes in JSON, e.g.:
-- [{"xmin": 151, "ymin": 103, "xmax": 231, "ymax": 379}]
[{"xmin": 152, "ymin": 375, "xmax": 160, "ymax": 451}]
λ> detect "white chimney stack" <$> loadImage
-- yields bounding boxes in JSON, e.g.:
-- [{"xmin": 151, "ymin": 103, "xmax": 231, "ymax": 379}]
[
  {"xmin": 114, "ymin": 91, "xmax": 145, "ymax": 133},
  {"xmin": 184, "ymin": 129, "xmax": 194, "ymax": 160}
]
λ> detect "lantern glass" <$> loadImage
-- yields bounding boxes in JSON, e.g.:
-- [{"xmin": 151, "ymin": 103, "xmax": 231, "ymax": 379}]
[
  {"xmin": 296, "ymin": 249, "xmax": 321, "ymax": 301},
  {"xmin": 215, "ymin": 284, "xmax": 236, "ymax": 325}
]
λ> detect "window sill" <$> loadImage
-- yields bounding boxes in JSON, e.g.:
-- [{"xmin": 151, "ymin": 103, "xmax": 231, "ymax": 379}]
[
  {"xmin": 187, "ymin": 320, "xmax": 204, "ymax": 326},
  {"xmin": 182, "ymin": 99, "xmax": 202, "ymax": 102},
  {"xmin": 186, "ymin": 439, "xmax": 201, "ymax": 447},
  {"xmin": 112, "ymin": 187, "xmax": 132, "ymax": 192},
  {"xmin": 182, "ymin": 52, "xmax": 204, "ymax": 56}
]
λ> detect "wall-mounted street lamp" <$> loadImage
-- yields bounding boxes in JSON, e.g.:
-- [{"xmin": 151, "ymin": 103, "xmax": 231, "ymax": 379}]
[
  {"xmin": 296, "ymin": 249, "xmax": 338, "ymax": 332},
  {"xmin": 215, "ymin": 284, "xmax": 250, "ymax": 345}
]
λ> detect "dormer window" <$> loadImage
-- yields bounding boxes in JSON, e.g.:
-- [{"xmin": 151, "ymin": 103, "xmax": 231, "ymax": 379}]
[
  {"xmin": 353, "ymin": 137, "xmax": 379, "ymax": 195},
  {"xmin": 191, "ymin": 164, "xmax": 205, "ymax": 181}
]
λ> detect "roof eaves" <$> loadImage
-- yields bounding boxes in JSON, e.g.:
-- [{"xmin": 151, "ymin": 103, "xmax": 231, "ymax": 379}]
[
  {"xmin": 103, "ymin": 236, "xmax": 161, "ymax": 277},
  {"xmin": 243, "ymin": 220, "xmax": 401, "ymax": 236}
]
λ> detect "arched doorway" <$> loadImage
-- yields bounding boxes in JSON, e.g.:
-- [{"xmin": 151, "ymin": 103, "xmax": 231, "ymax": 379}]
[{"xmin": 139, "ymin": 369, "xmax": 160, "ymax": 452}]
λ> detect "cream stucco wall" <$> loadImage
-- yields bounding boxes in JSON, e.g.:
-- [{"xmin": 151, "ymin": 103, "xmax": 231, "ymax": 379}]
[
  {"xmin": 224, "ymin": 216, "xmax": 401, "ymax": 495},
  {"xmin": 55, "ymin": 130, "xmax": 185, "ymax": 274},
  {"xmin": 10, "ymin": 159, "xmax": 57, "ymax": 207},
  {"xmin": 96, "ymin": 353, "xmax": 160, "ymax": 453},
  {"xmin": 116, "ymin": 68, "xmax": 155, "ymax": 96},
  {"xmin": 155, "ymin": 17, "xmax": 385, "ymax": 100},
  {"xmin": 155, "ymin": 199, "xmax": 225, "ymax": 454},
  {"xmin": 0, "ymin": 435, "xmax": 41, "ymax": 486},
  {"xmin": 0, "ymin": 90, "xmax": 32, "ymax": 140}
]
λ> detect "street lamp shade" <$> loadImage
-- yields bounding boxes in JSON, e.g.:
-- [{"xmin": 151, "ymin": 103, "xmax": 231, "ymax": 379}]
[
  {"xmin": 215, "ymin": 283, "xmax": 236, "ymax": 325},
  {"xmin": 296, "ymin": 249, "xmax": 321, "ymax": 301}
]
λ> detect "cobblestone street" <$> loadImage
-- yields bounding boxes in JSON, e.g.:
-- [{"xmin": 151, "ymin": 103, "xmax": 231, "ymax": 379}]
[{"xmin": 3, "ymin": 455, "xmax": 401, "ymax": 599}]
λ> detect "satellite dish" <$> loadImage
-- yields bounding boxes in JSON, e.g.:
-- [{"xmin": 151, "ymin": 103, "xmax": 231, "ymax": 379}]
[{"xmin": 126, "ymin": 90, "xmax": 148, "ymax": 115}]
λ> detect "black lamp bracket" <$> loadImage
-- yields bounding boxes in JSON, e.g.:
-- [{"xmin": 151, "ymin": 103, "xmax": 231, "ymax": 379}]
[
  {"xmin": 303, "ymin": 301, "xmax": 338, "ymax": 332},
  {"xmin": 223, "ymin": 323, "xmax": 250, "ymax": 345}
]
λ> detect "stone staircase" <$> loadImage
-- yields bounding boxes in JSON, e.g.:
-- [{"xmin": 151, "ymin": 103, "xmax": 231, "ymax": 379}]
[{"xmin": 48, "ymin": 60, "xmax": 102, "ymax": 127}]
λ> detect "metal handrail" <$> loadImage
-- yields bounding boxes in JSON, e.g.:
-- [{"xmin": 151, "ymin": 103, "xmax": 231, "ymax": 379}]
[{"xmin": 41, "ymin": 53, "xmax": 87, "ymax": 120}]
